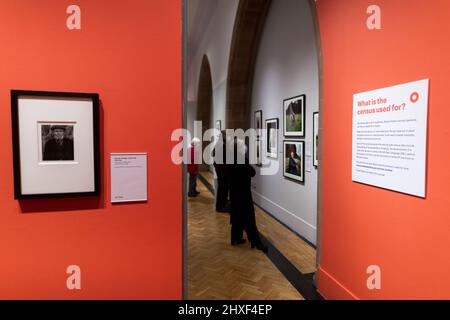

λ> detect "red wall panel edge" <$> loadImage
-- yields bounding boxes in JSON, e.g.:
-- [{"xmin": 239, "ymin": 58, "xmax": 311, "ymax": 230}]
[{"xmin": 317, "ymin": 267, "xmax": 359, "ymax": 300}]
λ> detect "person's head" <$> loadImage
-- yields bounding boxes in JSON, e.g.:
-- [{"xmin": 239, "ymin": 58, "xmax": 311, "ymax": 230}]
[
  {"xmin": 290, "ymin": 145, "xmax": 297, "ymax": 159},
  {"xmin": 51, "ymin": 126, "xmax": 66, "ymax": 140}
]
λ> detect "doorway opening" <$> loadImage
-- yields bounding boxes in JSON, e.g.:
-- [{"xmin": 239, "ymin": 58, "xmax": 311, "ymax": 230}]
[{"xmin": 183, "ymin": 0, "xmax": 324, "ymax": 300}]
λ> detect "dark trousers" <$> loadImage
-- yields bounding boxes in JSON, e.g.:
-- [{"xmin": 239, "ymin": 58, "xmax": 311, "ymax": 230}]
[
  {"xmin": 188, "ymin": 174, "xmax": 198, "ymax": 196},
  {"xmin": 216, "ymin": 175, "xmax": 229, "ymax": 210},
  {"xmin": 231, "ymin": 209, "xmax": 261, "ymax": 245}
]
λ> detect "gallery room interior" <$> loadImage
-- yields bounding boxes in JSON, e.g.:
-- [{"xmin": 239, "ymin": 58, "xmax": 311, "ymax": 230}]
[{"xmin": 0, "ymin": 0, "xmax": 449, "ymax": 301}]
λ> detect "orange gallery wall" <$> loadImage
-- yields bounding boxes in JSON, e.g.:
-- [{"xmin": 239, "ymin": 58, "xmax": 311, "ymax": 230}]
[
  {"xmin": 316, "ymin": 0, "xmax": 450, "ymax": 299},
  {"xmin": 0, "ymin": 1, "xmax": 182, "ymax": 299}
]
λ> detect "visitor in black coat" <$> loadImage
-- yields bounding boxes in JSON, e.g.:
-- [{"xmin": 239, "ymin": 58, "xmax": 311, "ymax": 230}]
[
  {"xmin": 213, "ymin": 131, "xmax": 230, "ymax": 212},
  {"xmin": 228, "ymin": 140, "xmax": 268, "ymax": 253}
]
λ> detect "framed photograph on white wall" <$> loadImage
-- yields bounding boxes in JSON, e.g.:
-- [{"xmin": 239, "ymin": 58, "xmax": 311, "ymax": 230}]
[
  {"xmin": 254, "ymin": 110, "xmax": 262, "ymax": 137},
  {"xmin": 283, "ymin": 95, "xmax": 305, "ymax": 137},
  {"xmin": 11, "ymin": 90, "xmax": 101, "ymax": 199},
  {"xmin": 283, "ymin": 140, "xmax": 305, "ymax": 183},
  {"xmin": 256, "ymin": 139, "xmax": 263, "ymax": 166},
  {"xmin": 265, "ymin": 118, "xmax": 278, "ymax": 159},
  {"xmin": 313, "ymin": 112, "xmax": 319, "ymax": 168}
]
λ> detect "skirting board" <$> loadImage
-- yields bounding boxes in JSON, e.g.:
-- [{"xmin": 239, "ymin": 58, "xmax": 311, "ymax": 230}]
[
  {"xmin": 252, "ymin": 190, "xmax": 317, "ymax": 245},
  {"xmin": 317, "ymin": 267, "xmax": 359, "ymax": 300}
]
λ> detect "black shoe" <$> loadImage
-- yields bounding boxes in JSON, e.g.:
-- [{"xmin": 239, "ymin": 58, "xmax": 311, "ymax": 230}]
[
  {"xmin": 188, "ymin": 193, "xmax": 198, "ymax": 198},
  {"xmin": 231, "ymin": 238, "xmax": 246, "ymax": 246},
  {"xmin": 194, "ymin": 191, "xmax": 200, "ymax": 195},
  {"xmin": 251, "ymin": 242, "xmax": 268, "ymax": 253}
]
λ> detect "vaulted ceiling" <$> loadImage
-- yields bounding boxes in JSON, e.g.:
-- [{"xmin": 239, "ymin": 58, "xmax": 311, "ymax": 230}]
[{"xmin": 186, "ymin": 0, "xmax": 218, "ymax": 62}]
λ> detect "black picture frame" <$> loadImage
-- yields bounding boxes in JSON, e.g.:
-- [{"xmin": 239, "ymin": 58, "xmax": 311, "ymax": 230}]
[
  {"xmin": 11, "ymin": 90, "xmax": 101, "ymax": 199},
  {"xmin": 256, "ymin": 139, "xmax": 263, "ymax": 167},
  {"xmin": 313, "ymin": 112, "xmax": 319, "ymax": 168},
  {"xmin": 254, "ymin": 110, "xmax": 262, "ymax": 137},
  {"xmin": 283, "ymin": 140, "xmax": 305, "ymax": 183},
  {"xmin": 265, "ymin": 118, "xmax": 279, "ymax": 159},
  {"xmin": 283, "ymin": 94, "xmax": 305, "ymax": 137}
]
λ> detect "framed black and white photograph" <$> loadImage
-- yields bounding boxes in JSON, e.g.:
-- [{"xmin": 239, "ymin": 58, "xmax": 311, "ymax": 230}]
[
  {"xmin": 265, "ymin": 118, "xmax": 278, "ymax": 159},
  {"xmin": 283, "ymin": 140, "xmax": 305, "ymax": 183},
  {"xmin": 313, "ymin": 112, "xmax": 319, "ymax": 168},
  {"xmin": 11, "ymin": 90, "xmax": 100, "ymax": 199},
  {"xmin": 283, "ymin": 95, "xmax": 305, "ymax": 137},
  {"xmin": 256, "ymin": 139, "xmax": 263, "ymax": 166},
  {"xmin": 254, "ymin": 110, "xmax": 262, "ymax": 137},
  {"xmin": 40, "ymin": 124, "xmax": 75, "ymax": 161}
]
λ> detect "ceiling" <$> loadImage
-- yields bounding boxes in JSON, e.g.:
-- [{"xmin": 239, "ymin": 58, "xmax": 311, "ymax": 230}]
[{"xmin": 186, "ymin": 0, "xmax": 218, "ymax": 58}]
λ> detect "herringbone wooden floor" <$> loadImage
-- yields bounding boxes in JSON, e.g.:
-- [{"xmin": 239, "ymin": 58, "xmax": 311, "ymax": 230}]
[
  {"xmin": 187, "ymin": 171, "xmax": 316, "ymax": 300},
  {"xmin": 200, "ymin": 171, "xmax": 317, "ymax": 274}
]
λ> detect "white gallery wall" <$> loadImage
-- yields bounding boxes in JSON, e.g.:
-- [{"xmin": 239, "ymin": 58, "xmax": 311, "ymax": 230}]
[
  {"xmin": 250, "ymin": 0, "xmax": 319, "ymax": 244},
  {"xmin": 187, "ymin": 0, "xmax": 239, "ymax": 136}
]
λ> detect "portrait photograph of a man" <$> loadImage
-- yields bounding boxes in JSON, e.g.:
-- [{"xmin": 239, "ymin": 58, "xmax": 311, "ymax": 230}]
[{"xmin": 41, "ymin": 124, "xmax": 75, "ymax": 161}]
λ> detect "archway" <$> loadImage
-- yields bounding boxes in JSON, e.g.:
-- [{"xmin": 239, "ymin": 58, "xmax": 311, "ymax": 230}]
[
  {"xmin": 197, "ymin": 55, "xmax": 213, "ymax": 137},
  {"xmin": 196, "ymin": 55, "xmax": 213, "ymax": 171},
  {"xmin": 226, "ymin": 0, "xmax": 272, "ymax": 130},
  {"xmin": 225, "ymin": 0, "xmax": 324, "ymax": 282},
  {"xmin": 184, "ymin": 0, "xmax": 325, "ymax": 298}
]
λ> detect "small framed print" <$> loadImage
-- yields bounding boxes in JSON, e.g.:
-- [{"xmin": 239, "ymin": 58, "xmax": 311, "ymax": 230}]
[
  {"xmin": 255, "ymin": 110, "xmax": 262, "ymax": 137},
  {"xmin": 313, "ymin": 112, "xmax": 319, "ymax": 168},
  {"xmin": 256, "ymin": 139, "xmax": 263, "ymax": 166},
  {"xmin": 11, "ymin": 90, "xmax": 100, "ymax": 199},
  {"xmin": 283, "ymin": 140, "xmax": 305, "ymax": 183},
  {"xmin": 284, "ymin": 95, "xmax": 305, "ymax": 137},
  {"xmin": 250, "ymin": 139, "xmax": 263, "ymax": 167},
  {"xmin": 265, "ymin": 118, "xmax": 278, "ymax": 159}
]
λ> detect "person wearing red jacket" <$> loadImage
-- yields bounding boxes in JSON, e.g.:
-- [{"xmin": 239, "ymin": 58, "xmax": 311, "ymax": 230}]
[{"xmin": 188, "ymin": 138, "xmax": 201, "ymax": 197}]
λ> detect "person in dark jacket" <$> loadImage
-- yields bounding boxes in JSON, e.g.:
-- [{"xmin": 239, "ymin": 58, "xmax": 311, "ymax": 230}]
[
  {"xmin": 187, "ymin": 138, "xmax": 201, "ymax": 197},
  {"xmin": 287, "ymin": 145, "xmax": 301, "ymax": 176},
  {"xmin": 213, "ymin": 131, "xmax": 230, "ymax": 212},
  {"xmin": 227, "ymin": 139, "xmax": 268, "ymax": 253},
  {"xmin": 43, "ymin": 125, "xmax": 74, "ymax": 161}
]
